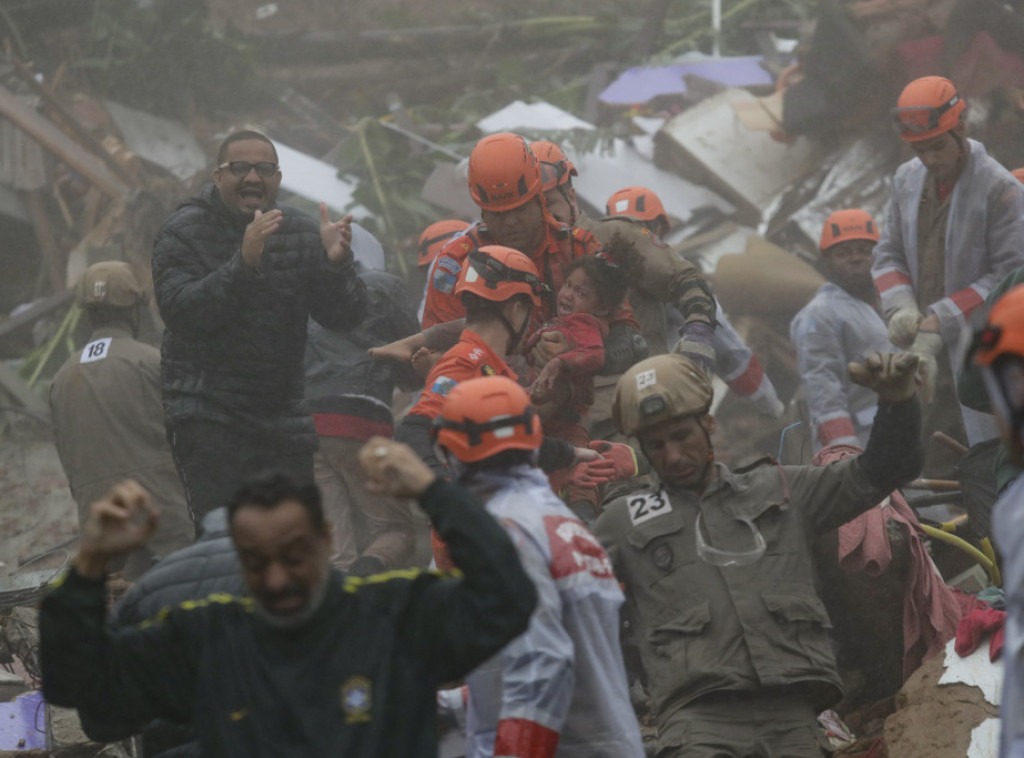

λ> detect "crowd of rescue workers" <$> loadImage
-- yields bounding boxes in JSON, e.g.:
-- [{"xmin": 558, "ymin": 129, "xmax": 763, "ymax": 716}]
[{"xmin": 33, "ymin": 74, "xmax": 1024, "ymax": 757}]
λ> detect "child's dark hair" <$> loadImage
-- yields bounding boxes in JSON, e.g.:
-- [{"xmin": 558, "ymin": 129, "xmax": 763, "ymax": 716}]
[{"xmin": 568, "ymin": 233, "xmax": 643, "ymax": 312}]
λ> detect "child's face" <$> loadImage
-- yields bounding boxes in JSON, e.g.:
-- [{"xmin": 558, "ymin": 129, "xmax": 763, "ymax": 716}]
[{"xmin": 557, "ymin": 268, "xmax": 602, "ymax": 317}]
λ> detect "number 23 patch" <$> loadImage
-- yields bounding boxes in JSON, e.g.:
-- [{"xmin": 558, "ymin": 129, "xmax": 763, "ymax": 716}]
[{"xmin": 628, "ymin": 489, "xmax": 672, "ymax": 526}]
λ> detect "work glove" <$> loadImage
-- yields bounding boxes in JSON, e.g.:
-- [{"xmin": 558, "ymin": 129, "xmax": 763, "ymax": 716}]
[
  {"xmin": 674, "ymin": 321, "xmax": 716, "ymax": 377},
  {"xmin": 569, "ymin": 458, "xmax": 616, "ymax": 488},
  {"xmin": 907, "ymin": 330, "xmax": 943, "ymax": 403},
  {"xmin": 848, "ymin": 351, "xmax": 920, "ymax": 404},
  {"xmin": 954, "ymin": 607, "xmax": 1006, "ymax": 661},
  {"xmin": 588, "ymin": 441, "xmax": 646, "ymax": 479},
  {"xmin": 888, "ymin": 305, "xmax": 922, "ymax": 349}
]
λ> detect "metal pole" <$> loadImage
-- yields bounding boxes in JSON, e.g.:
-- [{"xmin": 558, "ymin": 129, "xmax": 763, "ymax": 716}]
[{"xmin": 712, "ymin": 0, "xmax": 722, "ymax": 56}]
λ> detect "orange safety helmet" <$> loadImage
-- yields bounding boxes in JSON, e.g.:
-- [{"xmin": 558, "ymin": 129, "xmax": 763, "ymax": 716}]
[
  {"xmin": 972, "ymin": 284, "xmax": 1024, "ymax": 455},
  {"xmin": 418, "ymin": 219, "xmax": 467, "ymax": 270},
  {"xmin": 433, "ymin": 376, "xmax": 543, "ymax": 463},
  {"xmin": 1012, "ymin": 167, "xmax": 1024, "ymax": 185},
  {"xmin": 973, "ymin": 284, "xmax": 1024, "ymax": 368},
  {"xmin": 467, "ymin": 133, "xmax": 542, "ymax": 212},
  {"xmin": 818, "ymin": 209, "xmax": 880, "ymax": 252},
  {"xmin": 892, "ymin": 76, "xmax": 966, "ymax": 143},
  {"xmin": 530, "ymin": 140, "xmax": 578, "ymax": 192},
  {"xmin": 605, "ymin": 186, "xmax": 670, "ymax": 231},
  {"xmin": 455, "ymin": 245, "xmax": 545, "ymax": 307}
]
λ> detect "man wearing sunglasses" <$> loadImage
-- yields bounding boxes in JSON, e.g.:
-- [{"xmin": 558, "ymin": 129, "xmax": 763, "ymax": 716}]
[
  {"xmin": 152, "ymin": 129, "xmax": 368, "ymax": 530},
  {"xmin": 872, "ymin": 76, "xmax": 1024, "ymax": 473},
  {"xmin": 593, "ymin": 351, "xmax": 923, "ymax": 757}
]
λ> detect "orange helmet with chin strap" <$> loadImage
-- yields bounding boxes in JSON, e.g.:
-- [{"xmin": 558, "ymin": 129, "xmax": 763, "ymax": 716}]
[
  {"xmin": 418, "ymin": 219, "xmax": 467, "ymax": 269},
  {"xmin": 467, "ymin": 133, "xmax": 543, "ymax": 212},
  {"xmin": 455, "ymin": 245, "xmax": 545, "ymax": 308},
  {"xmin": 605, "ymin": 186, "xmax": 670, "ymax": 232},
  {"xmin": 972, "ymin": 284, "xmax": 1024, "ymax": 456},
  {"xmin": 818, "ymin": 209, "xmax": 880, "ymax": 253},
  {"xmin": 893, "ymin": 76, "xmax": 966, "ymax": 143},
  {"xmin": 433, "ymin": 376, "xmax": 543, "ymax": 463},
  {"xmin": 530, "ymin": 140, "xmax": 578, "ymax": 192}
]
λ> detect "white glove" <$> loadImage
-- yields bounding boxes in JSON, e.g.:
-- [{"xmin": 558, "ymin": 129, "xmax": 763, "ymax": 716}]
[
  {"xmin": 888, "ymin": 306, "xmax": 923, "ymax": 349},
  {"xmin": 908, "ymin": 330, "xmax": 943, "ymax": 403}
]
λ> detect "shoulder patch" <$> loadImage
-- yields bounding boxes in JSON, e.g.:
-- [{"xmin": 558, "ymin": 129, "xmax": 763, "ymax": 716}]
[
  {"xmin": 627, "ymin": 488, "xmax": 672, "ymax": 526},
  {"xmin": 436, "ymin": 256, "xmax": 462, "ymax": 276},
  {"xmin": 430, "ymin": 375, "xmax": 458, "ymax": 397},
  {"xmin": 432, "ymin": 265, "xmax": 458, "ymax": 294}
]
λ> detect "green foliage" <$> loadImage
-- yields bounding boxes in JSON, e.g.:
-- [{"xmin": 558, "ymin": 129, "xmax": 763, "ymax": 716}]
[{"xmin": 77, "ymin": 0, "xmax": 257, "ymax": 117}]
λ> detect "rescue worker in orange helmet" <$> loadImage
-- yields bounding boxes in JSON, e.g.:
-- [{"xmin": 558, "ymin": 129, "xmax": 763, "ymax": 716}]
[
  {"xmin": 431, "ymin": 376, "xmax": 645, "ymax": 758},
  {"xmin": 605, "ymin": 185, "xmax": 670, "ymax": 240},
  {"xmin": 417, "ymin": 219, "xmax": 468, "ymax": 273},
  {"xmin": 873, "ymin": 76, "xmax": 1024, "ymax": 471},
  {"xmin": 420, "ymin": 133, "xmax": 647, "ymax": 377},
  {"xmin": 970, "ymin": 285, "xmax": 1024, "ymax": 756},
  {"xmin": 605, "ymin": 184, "xmax": 785, "ymax": 420},
  {"xmin": 416, "ymin": 219, "xmax": 469, "ymax": 327},
  {"xmin": 791, "ymin": 209, "xmax": 898, "ymax": 450},
  {"xmin": 397, "ymin": 245, "xmax": 585, "ymax": 479},
  {"xmin": 530, "ymin": 142, "xmax": 718, "ymax": 374}
]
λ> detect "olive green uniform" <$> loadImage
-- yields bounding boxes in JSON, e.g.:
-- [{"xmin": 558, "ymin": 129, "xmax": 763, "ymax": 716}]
[
  {"xmin": 578, "ymin": 213, "xmax": 716, "ymax": 444},
  {"xmin": 50, "ymin": 327, "xmax": 194, "ymax": 578},
  {"xmin": 593, "ymin": 399, "xmax": 922, "ymax": 757}
]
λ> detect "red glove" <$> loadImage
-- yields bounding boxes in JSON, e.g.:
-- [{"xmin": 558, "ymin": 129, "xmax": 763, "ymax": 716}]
[
  {"xmin": 990, "ymin": 625, "xmax": 1005, "ymax": 662},
  {"xmin": 588, "ymin": 441, "xmax": 641, "ymax": 480},
  {"xmin": 954, "ymin": 607, "xmax": 1006, "ymax": 657},
  {"xmin": 569, "ymin": 458, "xmax": 616, "ymax": 488}
]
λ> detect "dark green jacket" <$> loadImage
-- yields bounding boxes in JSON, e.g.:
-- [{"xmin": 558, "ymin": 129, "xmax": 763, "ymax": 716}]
[
  {"xmin": 594, "ymin": 399, "xmax": 921, "ymax": 728},
  {"xmin": 40, "ymin": 480, "xmax": 536, "ymax": 758}
]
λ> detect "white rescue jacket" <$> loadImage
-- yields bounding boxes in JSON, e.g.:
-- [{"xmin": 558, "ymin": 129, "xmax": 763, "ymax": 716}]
[
  {"xmin": 872, "ymin": 138, "xmax": 1024, "ymax": 443},
  {"xmin": 458, "ymin": 465, "xmax": 645, "ymax": 758},
  {"xmin": 790, "ymin": 283, "xmax": 895, "ymax": 451}
]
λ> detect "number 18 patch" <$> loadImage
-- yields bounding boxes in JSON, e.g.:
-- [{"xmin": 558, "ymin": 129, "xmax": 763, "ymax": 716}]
[{"xmin": 628, "ymin": 488, "xmax": 672, "ymax": 526}]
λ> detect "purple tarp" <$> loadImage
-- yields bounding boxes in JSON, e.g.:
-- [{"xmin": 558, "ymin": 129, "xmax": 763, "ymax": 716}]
[
  {"xmin": 598, "ymin": 57, "xmax": 773, "ymax": 106},
  {"xmin": 0, "ymin": 691, "xmax": 47, "ymax": 750}
]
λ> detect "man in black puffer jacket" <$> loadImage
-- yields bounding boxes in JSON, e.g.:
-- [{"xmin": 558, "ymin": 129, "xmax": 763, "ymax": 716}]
[{"xmin": 152, "ymin": 130, "xmax": 367, "ymax": 527}]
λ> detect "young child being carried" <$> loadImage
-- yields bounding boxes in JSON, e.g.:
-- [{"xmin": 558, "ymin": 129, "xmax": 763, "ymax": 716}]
[{"xmin": 526, "ymin": 233, "xmax": 641, "ymax": 521}]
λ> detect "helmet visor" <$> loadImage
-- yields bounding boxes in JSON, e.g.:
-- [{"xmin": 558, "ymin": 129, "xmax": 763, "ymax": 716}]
[
  {"xmin": 539, "ymin": 160, "xmax": 570, "ymax": 191},
  {"xmin": 892, "ymin": 95, "xmax": 960, "ymax": 136}
]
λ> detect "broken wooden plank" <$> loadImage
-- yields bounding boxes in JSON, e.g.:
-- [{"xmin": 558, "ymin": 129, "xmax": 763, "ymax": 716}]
[
  {"xmin": 22, "ymin": 189, "xmax": 65, "ymax": 294},
  {"xmin": 9, "ymin": 56, "xmax": 137, "ymax": 189},
  {"xmin": 0, "ymin": 82, "xmax": 130, "ymax": 199}
]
